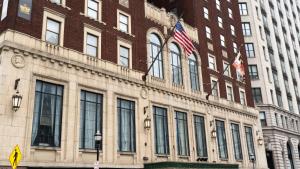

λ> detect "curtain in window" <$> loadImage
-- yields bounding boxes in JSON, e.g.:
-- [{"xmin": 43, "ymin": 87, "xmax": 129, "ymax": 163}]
[
  {"xmin": 118, "ymin": 99, "xmax": 135, "ymax": 152},
  {"xmin": 154, "ymin": 106, "xmax": 169, "ymax": 154},
  {"xmin": 189, "ymin": 53, "xmax": 200, "ymax": 91},
  {"xmin": 194, "ymin": 115, "xmax": 207, "ymax": 157},
  {"xmin": 287, "ymin": 143, "xmax": 295, "ymax": 169},
  {"xmin": 170, "ymin": 43, "xmax": 183, "ymax": 85},
  {"xmin": 245, "ymin": 127, "xmax": 255, "ymax": 159},
  {"xmin": 216, "ymin": 120, "xmax": 228, "ymax": 159},
  {"xmin": 31, "ymin": 81, "xmax": 63, "ymax": 147},
  {"xmin": 80, "ymin": 91, "xmax": 102, "ymax": 149},
  {"xmin": 176, "ymin": 111, "xmax": 189, "ymax": 156},
  {"xmin": 149, "ymin": 33, "xmax": 163, "ymax": 78},
  {"xmin": 231, "ymin": 123, "xmax": 243, "ymax": 160}
]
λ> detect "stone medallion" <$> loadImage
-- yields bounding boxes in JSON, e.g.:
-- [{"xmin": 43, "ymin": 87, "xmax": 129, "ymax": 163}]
[{"xmin": 11, "ymin": 54, "xmax": 25, "ymax": 68}]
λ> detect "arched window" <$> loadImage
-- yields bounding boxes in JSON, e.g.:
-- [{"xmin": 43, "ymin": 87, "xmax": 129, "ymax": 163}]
[
  {"xmin": 149, "ymin": 33, "xmax": 163, "ymax": 79},
  {"xmin": 169, "ymin": 43, "xmax": 182, "ymax": 85},
  {"xmin": 287, "ymin": 142, "xmax": 295, "ymax": 169},
  {"xmin": 189, "ymin": 53, "xmax": 200, "ymax": 91}
]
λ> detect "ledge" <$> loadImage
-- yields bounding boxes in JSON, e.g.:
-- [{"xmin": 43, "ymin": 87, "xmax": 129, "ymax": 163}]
[{"xmin": 144, "ymin": 162, "xmax": 238, "ymax": 169}]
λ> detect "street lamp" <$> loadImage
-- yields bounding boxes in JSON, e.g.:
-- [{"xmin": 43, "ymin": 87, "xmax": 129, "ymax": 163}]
[
  {"xmin": 144, "ymin": 115, "xmax": 151, "ymax": 130},
  {"xmin": 12, "ymin": 91, "xmax": 22, "ymax": 112},
  {"xmin": 249, "ymin": 153, "xmax": 255, "ymax": 169},
  {"xmin": 94, "ymin": 130, "xmax": 102, "ymax": 162}
]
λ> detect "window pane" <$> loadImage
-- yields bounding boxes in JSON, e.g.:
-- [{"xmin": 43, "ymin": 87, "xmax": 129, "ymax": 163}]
[
  {"xmin": 154, "ymin": 106, "xmax": 169, "ymax": 154},
  {"xmin": 245, "ymin": 126, "xmax": 255, "ymax": 160},
  {"xmin": 176, "ymin": 111, "xmax": 189, "ymax": 156},
  {"xmin": 194, "ymin": 115, "xmax": 207, "ymax": 157},
  {"xmin": 47, "ymin": 19, "xmax": 60, "ymax": 33},
  {"xmin": 231, "ymin": 123, "xmax": 243, "ymax": 160},
  {"xmin": 216, "ymin": 120, "xmax": 228, "ymax": 159},
  {"xmin": 31, "ymin": 80, "xmax": 63, "ymax": 147}
]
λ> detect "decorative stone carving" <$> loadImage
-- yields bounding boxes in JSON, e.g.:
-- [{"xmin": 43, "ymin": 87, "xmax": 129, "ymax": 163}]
[
  {"xmin": 140, "ymin": 88, "xmax": 148, "ymax": 99},
  {"xmin": 11, "ymin": 54, "xmax": 25, "ymax": 68}
]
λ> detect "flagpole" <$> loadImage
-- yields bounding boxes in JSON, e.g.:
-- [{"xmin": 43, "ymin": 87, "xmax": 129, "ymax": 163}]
[
  {"xmin": 206, "ymin": 44, "xmax": 244, "ymax": 100},
  {"xmin": 142, "ymin": 13, "xmax": 184, "ymax": 81}
]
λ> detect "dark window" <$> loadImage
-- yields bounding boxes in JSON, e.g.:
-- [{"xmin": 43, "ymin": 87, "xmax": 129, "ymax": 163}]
[
  {"xmin": 245, "ymin": 126, "xmax": 255, "ymax": 160},
  {"xmin": 194, "ymin": 115, "xmax": 207, "ymax": 157},
  {"xmin": 245, "ymin": 43, "xmax": 255, "ymax": 57},
  {"xmin": 239, "ymin": 3, "xmax": 248, "ymax": 15},
  {"xmin": 149, "ymin": 33, "xmax": 164, "ymax": 79},
  {"xmin": 80, "ymin": 91, "xmax": 103, "ymax": 149},
  {"xmin": 259, "ymin": 111, "xmax": 267, "ymax": 127},
  {"xmin": 248, "ymin": 65, "xmax": 259, "ymax": 79},
  {"xmin": 170, "ymin": 43, "xmax": 183, "ymax": 85},
  {"xmin": 252, "ymin": 88, "xmax": 263, "ymax": 104},
  {"xmin": 31, "ymin": 80, "xmax": 63, "ymax": 147},
  {"xmin": 287, "ymin": 143, "xmax": 295, "ymax": 169},
  {"xmin": 176, "ymin": 111, "xmax": 189, "ymax": 156},
  {"xmin": 153, "ymin": 106, "xmax": 169, "ymax": 155},
  {"xmin": 231, "ymin": 123, "xmax": 243, "ymax": 160},
  {"xmin": 189, "ymin": 53, "xmax": 200, "ymax": 91},
  {"xmin": 216, "ymin": 120, "xmax": 228, "ymax": 159},
  {"xmin": 117, "ymin": 98, "xmax": 135, "ymax": 152},
  {"xmin": 242, "ymin": 22, "xmax": 252, "ymax": 36}
]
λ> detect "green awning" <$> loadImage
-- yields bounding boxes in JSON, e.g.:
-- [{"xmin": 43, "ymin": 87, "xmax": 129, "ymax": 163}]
[{"xmin": 144, "ymin": 162, "xmax": 239, "ymax": 169}]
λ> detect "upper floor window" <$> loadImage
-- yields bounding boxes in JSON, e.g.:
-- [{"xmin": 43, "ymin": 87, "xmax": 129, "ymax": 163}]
[
  {"xmin": 1, "ymin": 0, "xmax": 9, "ymax": 21},
  {"xmin": 211, "ymin": 78, "xmax": 219, "ymax": 96},
  {"xmin": 117, "ymin": 98, "xmax": 136, "ymax": 152},
  {"xmin": 252, "ymin": 88, "xmax": 263, "ymax": 104},
  {"xmin": 208, "ymin": 55, "xmax": 216, "ymax": 70},
  {"xmin": 259, "ymin": 111, "xmax": 267, "ymax": 127},
  {"xmin": 86, "ymin": 33, "xmax": 98, "ymax": 57},
  {"xmin": 87, "ymin": 0, "xmax": 99, "ymax": 20},
  {"xmin": 245, "ymin": 43, "xmax": 255, "ymax": 57},
  {"xmin": 50, "ymin": 0, "xmax": 62, "ymax": 4},
  {"xmin": 220, "ymin": 35, "xmax": 226, "ymax": 47},
  {"xmin": 240, "ymin": 89, "xmax": 246, "ymax": 105},
  {"xmin": 242, "ymin": 22, "xmax": 252, "ymax": 36},
  {"xmin": 31, "ymin": 80, "xmax": 63, "ymax": 147},
  {"xmin": 218, "ymin": 17, "xmax": 223, "ymax": 28},
  {"xmin": 119, "ymin": 46, "xmax": 130, "ymax": 67},
  {"xmin": 230, "ymin": 25, "xmax": 236, "ymax": 36},
  {"xmin": 248, "ymin": 65, "xmax": 259, "ymax": 79},
  {"xmin": 226, "ymin": 84, "xmax": 234, "ymax": 101},
  {"xmin": 216, "ymin": 120, "xmax": 228, "ymax": 159},
  {"xmin": 205, "ymin": 26, "xmax": 212, "ymax": 39},
  {"xmin": 216, "ymin": 0, "xmax": 221, "ymax": 10},
  {"xmin": 118, "ymin": 11, "xmax": 130, "ymax": 33},
  {"xmin": 170, "ymin": 43, "xmax": 183, "ymax": 85},
  {"xmin": 189, "ymin": 53, "xmax": 200, "ymax": 91},
  {"xmin": 239, "ymin": 3, "xmax": 248, "ymax": 15},
  {"xmin": 204, "ymin": 7, "xmax": 209, "ymax": 19},
  {"xmin": 80, "ymin": 90, "xmax": 103, "ymax": 149},
  {"xmin": 228, "ymin": 8, "xmax": 233, "ymax": 18},
  {"xmin": 149, "ymin": 33, "xmax": 164, "ymax": 79},
  {"xmin": 223, "ymin": 61, "xmax": 231, "ymax": 77},
  {"xmin": 46, "ymin": 18, "xmax": 61, "ymax": 45}
]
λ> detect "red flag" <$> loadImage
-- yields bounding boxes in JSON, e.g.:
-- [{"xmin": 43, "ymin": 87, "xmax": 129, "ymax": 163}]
[
  {"xmin": 232, "ymin": 51, "xmax": 245, "ymax": 76},
  {"xmin": 173, "ymin": 22, "xmax": 196, "ymax": 56}
]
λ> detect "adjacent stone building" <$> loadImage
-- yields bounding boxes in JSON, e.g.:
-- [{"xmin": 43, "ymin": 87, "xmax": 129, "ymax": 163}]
[
  {"xmin": 0, "ymin": 0, "xmax": 267, "ymax": 168},
  {"xmin": 239, "ymin": 0, "xmax": 300, "ymax": 168}
]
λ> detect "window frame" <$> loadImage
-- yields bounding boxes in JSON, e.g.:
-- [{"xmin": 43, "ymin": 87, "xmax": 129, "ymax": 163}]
[{"xmin": 117, "ymin": 10, "xmax": 131, "ymax": 34}]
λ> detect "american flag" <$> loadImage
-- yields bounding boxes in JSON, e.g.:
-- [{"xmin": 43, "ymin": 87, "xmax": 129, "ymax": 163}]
[
  {"xmin": 173, "ymin": 22, "xmax": 196, "ymax": 56},
  {"xmin": 232, "ymin": 51, "xmax": 245, "ymax": 76}
]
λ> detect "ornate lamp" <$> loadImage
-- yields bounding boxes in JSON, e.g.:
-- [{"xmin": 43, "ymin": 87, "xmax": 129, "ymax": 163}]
[
  {"xmin": 12, "ymin": 91, "xmax": 22, "ymax": 112},
  {"xmin": 144, "ymin": 115, "xmax": 151, "ymax": 130}
]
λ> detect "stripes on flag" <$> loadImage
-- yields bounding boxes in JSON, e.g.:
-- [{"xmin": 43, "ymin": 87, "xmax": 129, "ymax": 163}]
[
  {"xmin": 173, "ymin": 22, "xmax": 196, "ymax": 56},
  {"xmin": 232, "ymin": 51, "xmax": 245, "ymax": 76}
]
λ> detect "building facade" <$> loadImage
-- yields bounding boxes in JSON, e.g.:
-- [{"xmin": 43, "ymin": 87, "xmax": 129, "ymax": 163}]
[
  {"xmin": 239, "ymin": 0, "xmax": 300, "ymax": 168},
  {"xmin": 0, "ymin": 0, "xmax": 267, "ymax": 169}
]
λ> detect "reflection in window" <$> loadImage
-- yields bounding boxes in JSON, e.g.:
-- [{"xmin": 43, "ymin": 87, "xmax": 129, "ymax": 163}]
[
  {"xmin": 170, "ymin": 43, "xmax": 183, "ymax": 85},
  {"xmin": 189, "ymin": 53, "xmax": 200, "ymax": 91},
  {"xmin": 149, "ymin": 33, "xmax": 163, "ymax": 78}
]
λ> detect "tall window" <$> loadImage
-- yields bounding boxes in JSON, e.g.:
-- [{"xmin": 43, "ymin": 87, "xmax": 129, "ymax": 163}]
[
  {"xmin": 242, "ymin": 22, "xmax": 252, "ymax": 36},
  {"xmin": 240, "ymin": 90, "xmax": 246, "ymax": 105},
  {"xmin": 252, "ymin": 88, "xmax": 263, "ymax": 104},
  {"xmin": 226, "ymin": 85, "xmax": 233, "ymax": 101},
  {"xmin": 245, "ymin": 43, "xmax": 255, "ymax": 57},
  {"xmin": 223, "ymin": 61, "xmax": 231, "ymax": 77},
  {"xmin": 231, "ymin": 123, "xmax": 242, "ymax": 160},
  {"xmin": 170, "ymin": 43, "xmax": 183, "ymax": 85},
  {"xmin": 239, "ymin": 3, "xmax": 248, "ymax": 15},
  {"xmin": 176, "ymin": 111, "xmax": 189, "ymax": 156},
  {"xmin": 119, "ymin": 13, "xmax": 129, "ymax": 33},
  {"xmin": 218, "ymin": 17, "xmax": 223, "ymax": 28},
  {"xmin": 80, "ymin": 91, "xmax": 103, "ymax": 149},
  {"xmin": 87, "ymin": 0, "xmax": 99, "ymax": 20},
  {"xmin": 245, "ymin": 126, "xmax": 255, "ymax": 160},
  {"xmin": 149, "ymin": 33, "xmax": 163, "ymax": 79},
  {"xmin": 206, "ymin": 26, "xmax": 212, "ymax": 39},
  {"xmin": 86, "ymin": 33, "xmax": 98, "ymax": 57},
  {"xmin": 208, "ymin": 55, "xmax": 216, "ymax": 70},
  {"xmin": 216, "ymin": 0, "xmax": 221, "ymax": 10},
  {"xmin": 276, "ymin": 91, "xmax": 283, "ymax": 107},
  {"xmin": 259, "ymin": 111, "xmax": 267, "ymax": 127},
  {"xmin": 31, "ymin": 80, "xmax": 63, "ymax": 147},
  {"xmin": 153, "ymin": 106, "xmax": 169, "ymax": 155},
  {"xmin": 248, "ymin": 65, "xmax": 259, "ymax": 79},
  {"xmin": 231, "ymin": 25, "xmax": 236, "ymax": 36},
  {"xmin": 220, "ymin": 35, "xmax": 226, "ymax": 47},
  {"xmin": 119, "ymin": 45, "xmax": 129, "ymax": 67},
  {"xmin": 228, "ymin": 8, "xmax": 233, "ymax": 18},
  {"xmin": 194, "ymin": 115, "xmax": 207, "ymax": 157},
  {"xmin": 189, "ymin": 53, "xmax": 200, "ymax": 91},
  {"xmin": 1, "ymin": 0, "xmax": 9, "ymax": 21},
  {"xmin": 211, "ymin": 79, "xmax": 219, "ymax": 96},
  {"xmin": 203, "ymin": 7, "xmax": 209, "ymax": 19},
  {"xmin": 46, "ymin": 18, "xmax": 60, "ymax": 45},
  {"xmin": 216, "ymin": 120, "xmax": 228, "ymax": 159},
  {"xmin": 117, "ymin": 98, "xmax": 135, "ymax": 152}
]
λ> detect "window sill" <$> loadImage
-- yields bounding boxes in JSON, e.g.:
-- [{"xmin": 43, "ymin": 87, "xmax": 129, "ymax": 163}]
[
  {"xmin": 178, "ymin": 155, "xmax": 190, "ymax": 159},
  {"xmin": 220, "ymin": 158, "xmax": 229, "ymax": 161},
  {"xmin": 156, "ymin": 154, "xmax": 169, "ymax": 158},
  {"xmin": 31, "ymin": 146, "xmax": 61, "ymax": 151},
  {"xmin": 118, "ymin": 152, "xmax": 136, "ymax": 156},
  {"xmin": 79, "ymin": 149, "xmax": 103, "ymax": 153},
  {"xmin": 113, "ymin": 27, "xmax": 135, "ymax": 37},
  {"xmin": 80, "ymin": 12, "xmax": 107, "ymax": 25}
]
